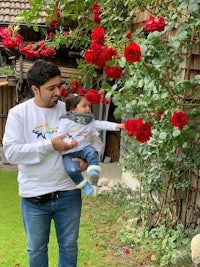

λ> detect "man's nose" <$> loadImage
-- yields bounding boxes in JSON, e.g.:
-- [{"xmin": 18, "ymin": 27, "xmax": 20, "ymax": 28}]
[{"xmin": 55, "ymin": 86, "xmax": 61, "ymax": 95}]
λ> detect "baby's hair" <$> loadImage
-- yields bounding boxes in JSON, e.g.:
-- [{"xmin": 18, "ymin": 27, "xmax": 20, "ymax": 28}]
[{"xmin": 65, "ymin": 94, "xmax": 86, "ymax": 111}]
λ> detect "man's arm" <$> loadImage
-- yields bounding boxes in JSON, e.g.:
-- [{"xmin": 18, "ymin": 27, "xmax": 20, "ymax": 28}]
[{"xmin": 3, "ymin": 110, "xmax": 74, "ymax": 165}]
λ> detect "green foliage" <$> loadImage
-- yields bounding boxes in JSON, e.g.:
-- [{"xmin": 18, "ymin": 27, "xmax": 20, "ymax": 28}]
[
  {"xmin": 122, "ymin": 224, "xmax": 194, "ymax": 266},
  {"xmin": 112, "ymin": 186, "xmax": 196, "ymax": 267},
  {"xmin": 0, "ymin": 66, "xmax": 14, "ymax": 76}
]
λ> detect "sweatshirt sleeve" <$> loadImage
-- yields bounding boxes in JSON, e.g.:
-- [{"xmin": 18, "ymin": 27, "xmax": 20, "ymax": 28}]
[
  {"xmin": 94, "ymin": 120, "xmax": 117, "ymax": 131},
  {"xmin": 57, "ymin": 118, "xmax": 67, "ymax": 136},
  {"xmin": 2, "ymin": 108, "xmax": 54, "ymax": 165}
]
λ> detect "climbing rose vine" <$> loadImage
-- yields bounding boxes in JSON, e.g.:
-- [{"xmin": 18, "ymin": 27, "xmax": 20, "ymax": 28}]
[{"xmin": 0, "ymin": 26, "xmax": 23, "ymax": 49}]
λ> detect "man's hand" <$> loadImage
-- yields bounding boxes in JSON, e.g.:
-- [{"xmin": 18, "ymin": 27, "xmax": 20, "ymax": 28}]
[
  {"xmin": 72, "ymin": 158, "xmax": 88, "ymax": 172},
  {"xmin": 51, "ymin": 135, "xmax": 78, "ymax": 151}
]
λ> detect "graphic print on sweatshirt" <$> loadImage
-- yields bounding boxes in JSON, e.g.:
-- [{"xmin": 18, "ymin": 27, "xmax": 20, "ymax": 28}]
[
  {"xmin": 63, "ymin": 129, "xmax": 90, "ymax": 144},
  {"xmin": 32, "ymin": 123, "xmax": 57, "ymax": 139}
]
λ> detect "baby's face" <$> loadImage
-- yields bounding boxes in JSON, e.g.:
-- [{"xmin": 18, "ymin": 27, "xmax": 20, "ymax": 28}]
[{"xmin": 72, "ymin": 98, "xmax": 91, "ymax": 113}]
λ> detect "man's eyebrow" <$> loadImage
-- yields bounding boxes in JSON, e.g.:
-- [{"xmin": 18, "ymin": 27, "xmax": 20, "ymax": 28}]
[{"xmin": 46, "ymin": 82, "xmax": 64, "ymax": 89}]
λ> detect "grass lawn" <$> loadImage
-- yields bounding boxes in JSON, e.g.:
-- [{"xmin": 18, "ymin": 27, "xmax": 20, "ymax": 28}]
[{"xmin": 0, "ymin": 171, "xmax": 145, "ymax": 267}]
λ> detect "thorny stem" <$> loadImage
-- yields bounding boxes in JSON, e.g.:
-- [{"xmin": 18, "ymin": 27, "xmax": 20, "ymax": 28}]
[
  {"xmin": 154, "ymin": 147, "xmax": 180, "ymax": 226},
  {"xmin": 149, "ymin": 191, "xmax": 160, "ymax": 212},
  {"xmin": 154, "ymin": 171, "xmax": 173, "ymax": 226}
]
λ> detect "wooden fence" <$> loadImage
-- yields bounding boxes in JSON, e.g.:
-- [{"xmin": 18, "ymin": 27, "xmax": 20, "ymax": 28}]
[
  {"xmin": 15, "ymin": 59, "xmax": 80, "ymax": 82},
  {"xmin": 0, "ymin": 78, "xmax": 16, "ymax": 144}
]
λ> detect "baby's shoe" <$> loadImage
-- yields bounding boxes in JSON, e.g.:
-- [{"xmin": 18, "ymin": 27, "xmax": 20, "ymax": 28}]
[
  {"xmin": 87, "ymin": 165, "xmax": 101, "ymax": 186},
  {"xmin": 82, "ymin": 182, "xmax": 94, "ymax": 196}
]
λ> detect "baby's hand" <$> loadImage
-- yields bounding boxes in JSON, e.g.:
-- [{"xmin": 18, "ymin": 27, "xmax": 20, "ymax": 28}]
[
  {"xmin": 116, "ymin": 123, "xmax": 125, "ymax": 131},
  {"xmin": 70, "ymin": 140, "xmax": 78, "ymax": 148}
]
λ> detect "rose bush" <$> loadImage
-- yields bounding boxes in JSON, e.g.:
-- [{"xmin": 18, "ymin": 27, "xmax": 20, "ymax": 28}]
[{"xmin": 1, "ymin": 0, "xmax": 200, "ymax": 228}]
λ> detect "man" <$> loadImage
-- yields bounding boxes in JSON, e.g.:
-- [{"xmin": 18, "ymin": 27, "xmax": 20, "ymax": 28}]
[{"xmin": 3, "ymin": 59, "xmax": 87, "ymax": 267}]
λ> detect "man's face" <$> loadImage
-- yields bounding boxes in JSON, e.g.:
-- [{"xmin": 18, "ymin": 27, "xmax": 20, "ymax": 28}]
[{"xmin": 33, "ymin": 75, "xmax": 63, "ymax": 108}]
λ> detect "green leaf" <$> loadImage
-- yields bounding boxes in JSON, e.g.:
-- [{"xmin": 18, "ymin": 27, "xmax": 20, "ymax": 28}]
[
  {"xmin": 151, "ymin": 254, "xmax": 157, "ymax": 261},
  {"xmin": 147, "ymin": 31, "xmax": 162, "ymax": 45},
  {"xmin": 105, "ymin": 91, "xmax": 112, "ymax": 99},
  {"xmin": 102, "ymin": 81, "xmax": 112, "ymax": 90},
  {"xmin": 187, "ymin": 2, "xmax": 199, "ymax": 13},
  {"xmin": 159, "ymin": 132, "xmax": 167, "ymax": 140},
  {"xmin": 175, "ymin": 30, "xmax": 188, "ymax": 40},
  {"xmin": 33, "ymin": 24, "xmax": 39, "ymax": 32},
  {"xmin": 118, "ymin": 57, "xmax": 126, "ymax": 68},
  {"xmin": 124, "ymin": 78, "xmax": 136, "ymax": 90},
  {"xmin": 173, "ymin": 129, "xmax": 181, "ymax": 137},
  {"xmin": 181, "ymin": 129, "xmax": 196, "ymax": 141},
  {"xmin": 140, "ymin": 43, "xmax": 148, "ymax": 54}
]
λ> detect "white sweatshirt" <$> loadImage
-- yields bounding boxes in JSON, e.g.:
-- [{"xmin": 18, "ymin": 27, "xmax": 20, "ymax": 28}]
[
  {"xmin": 3, "ymin": 99, "xmax": 76, "ymax": 197},
  {"xmin": 57, "ymin": 116, "xmax": 117, "ymax": 155}
]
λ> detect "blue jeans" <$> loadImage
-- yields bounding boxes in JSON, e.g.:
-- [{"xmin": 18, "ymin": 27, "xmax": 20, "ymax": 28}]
[
  {"xmin": 21, "ymin": 190, "xmax": 82, "ymax": 267},
  {"xmin": 63, "ymin": 145, "xmax": 99, "ymax": 185}
]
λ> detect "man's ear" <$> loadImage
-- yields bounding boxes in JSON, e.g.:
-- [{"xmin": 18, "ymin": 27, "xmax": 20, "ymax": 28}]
[{"xmin": 31, "ymin": 85, "xmax": 38, "ymax": 95}]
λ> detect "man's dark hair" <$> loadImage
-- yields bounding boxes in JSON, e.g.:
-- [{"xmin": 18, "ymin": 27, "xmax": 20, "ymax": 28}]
[{"xmin": 27, "ymin": 59, "xmax": 61, "ymax": 89}]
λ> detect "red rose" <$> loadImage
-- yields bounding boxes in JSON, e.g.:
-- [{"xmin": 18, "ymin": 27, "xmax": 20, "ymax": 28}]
[
  {"xmin": 100, "ymin": 47, "xmax": 118, "ymax": 62},
  {"xmin": 63, "ymin": 31, "xmax": 70, "ymax": 36},
  {"xmin": 84, "ymin": 49, "xmax": 105, "ymax": 68},
  {"xmin": 69, "ymin": 79, "xmax": 79, "ymax": 92},
  {"xmin": 60, "ymin": 86, "xmax": 68, "ymax": 98},
  {"xmin": 85, "ymin": 89, "xmax": 101, "ymax": 104},
  {"xmin": 77, "ymin": 86, "xmax": 87, "ymax": 94},
  {"xmin": 125, "ymin": 118, "xmax": 152, "ymax": 143},
  {"xmin": 124, "ymin": 42, "xmax": 141, "ymax": 63},
  {"xmin": 2, "ymin": 38, "xmax": 15, "ymax": 48},
  {"xmin": 48, "ymin": 8, "xmax": 60, "ymax": 29},
  {"xmin": 15, "ymin": 34, "xmax": 24, "ymax": 45},
  {"xmin": 19, "ymin": 43, "xmax": 40, "ymax": 60},
  {"xmin": 0, "ymin": 27, "xmax": 23, "ymax": 49},
  {"xmin": 91, "ymin": 41, "xmax": 104, "ymax": 51},
  {"xmin": 170, "ymin": 111, "xmax": 188, "ymax": 130},
  {"xmin": 91, "ymin": 26, "xmax": 104, "ymax": 42},
  {"xmin": 48, "ymin": 32, "xmax": 55, "ymax": 39},
  {"xmin": 40, "ymin": 48, "xmax": 56, "ymax": 57},
  {"xmin": 49, "ymin": 19, "xmax": 57, "ymax": 29},
  {"xmin": 93, "ymin": 14, "xmax": 101, "ymax": 24},
  {"xmin": 84, "ymin": 50, "xmax": 97, "ymax": 65},
  {"xmin": 145, "ymin": 16, "xmax": 166, "ymax": 32},
  {"xmin": 136, "ymin": 121, "xmax": 152, "ymax": 143},
  {"xmin": 101, "ymin": 98, "xmax": 110, "ymax": 105},
  {"xmin": 0, "ymin": 27, "xmax": 10, "ymax": 38},
  {"xmin": 104, "ymin": 66, "xmax": 123, "ymax": 79},
  {"xmin": 125, "ymin": 249, "xmax": 130, "ymax": 255},
  {"xmin": 126, "ymin": 32, "xmax": 132, "ymax": 39},
  {"xmin": 38, "ymin": 40, "xmax": 45, "ymax": 49},
  {"xmin": 125, "ymin": 118, "xmax": 143, "ymax": 137},
  {"xmin": 94, "ymin": 54, "xmax": 106, "ymax": 68},
  {"xmin": 55, "ymin": 8, "xmax": 60, "ymax": 20},
  {"xmin": 92, "ymin": 3, "xmax": 102, "ymax": 24}
]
